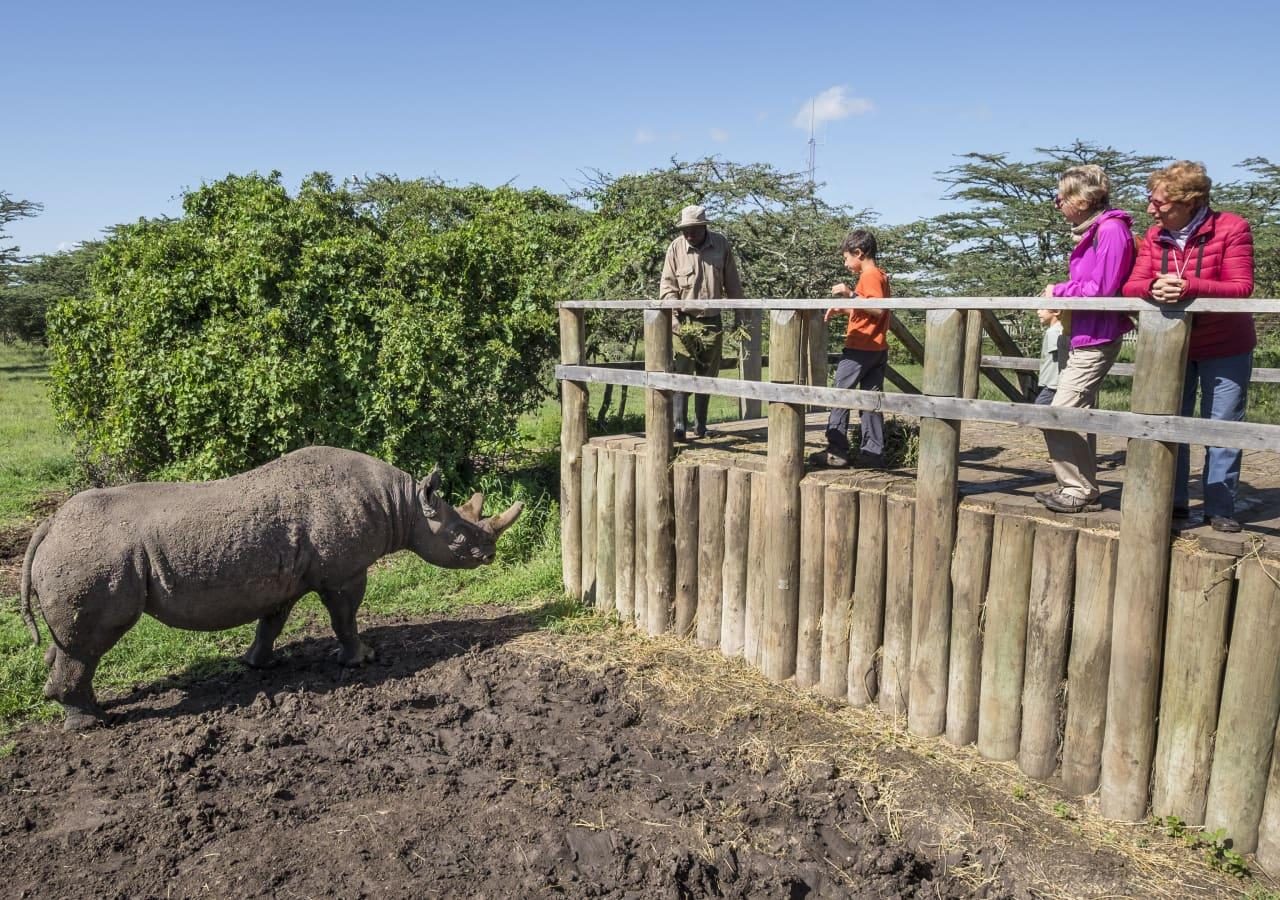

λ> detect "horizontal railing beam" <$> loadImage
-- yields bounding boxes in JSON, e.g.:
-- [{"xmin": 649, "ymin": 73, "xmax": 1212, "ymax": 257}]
[
  {"xmin": 560, "ymin": 297, "xmax": 1280, "ymax": 313},
  {"xmin": 981, "ymin": 355, "xmax": 1280, "ymax": 384},
  {"xmin": 555, "ymin": 365, "xmax": 1280, "ymax": 452}
]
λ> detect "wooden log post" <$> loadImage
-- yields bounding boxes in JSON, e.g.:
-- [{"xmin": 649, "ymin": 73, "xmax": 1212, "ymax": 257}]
[
  {"xmin": 720, "ymin": 467, "xmax": 752, "ymax": 657},
  {"xmin": 849, "ymin": 491, "xmax": 887, "ymax": 707},
  {"xmin": 580, "ymin": 444, "xmax": 598, "ymax": 608},
  {"xmin": 673, "ymin": 461, "xmax": 699, "ymax": 638},
  {"xmin": 736, "ymin": 310, "xmax": 763, "ymax": 419},
  {"xmin": 1060, "ymin": 532, "xmax": 1119, "ymax": 796},
  {"xmin": 634, "ymin": 453, "xmax": 648, "ymax": 628},
  {"xmin": 961, "ymin": 309, "xmax": 984, "ymax": 400},
  {"xmin": 1204, "ymin": 558, "xmax": 1280, "ymax": 854},
  {"xmin": 795, "ymin": 479, "xmax": 826, "ymax": 689},
  {"xmin": 644, "ymin": 309, "xmax": 675, "ymax": 636},
  {"xmin": 595, "ymin": 448, "xmax": 616, "ymax": 614},
  {"xmin": 909, "ymin": 308, "xmax": 965, "ymax": 736},
  {"xmin": 560, "ymin": 308, "xmax": 588, "ymax": 599},
  {"xmin": 977, "ymin": 514, "xmax": 1035, "ymax": 761},
  {"xmin": 763, "ymin": 309, "xmax": 805, "ymax": 682},
  {"xmin": 808, "ymin": 310, "xmax": 829, "ymax": 413},
  {"xmin": 614, "ymin": 451, "xmax": 637, "ymax": 623},
  {"xmin": 1249, "ymin": 559, "xmax": 1280, "ymax": 870},
  {"xmin": 1019, "ymin": 523, "xmax": 1078, "ymax": 779},
  {"xmin": 820, "ymin": 485, "xmax": 858, "ymax": 699},
  {"xmin": 744, "ymin": 471, "xmax": 769, "ymax": 667},
  {"xmin": 945, "ymin": 508, "xmax": 993, "ymax": 747},
  {"xmin": 1151, "ymin": 549, "xmax": 1234, "ymax": 824},
  {"xmin": 696, "ymin": 464, "xmax": 728, "ymax": 650},
  {"xmin": 881, "ymin": 495, "xmax": 915, "ymax": 717},
  {"xmin": 1100, "ymin": 308, "xmax": 1191, "ymax": 821}
]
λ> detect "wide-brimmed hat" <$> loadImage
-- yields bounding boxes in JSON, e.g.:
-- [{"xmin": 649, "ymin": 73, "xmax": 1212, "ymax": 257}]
[{"xmin": 675, "ymin": 205, "xmax": 711, "ymax": 229}]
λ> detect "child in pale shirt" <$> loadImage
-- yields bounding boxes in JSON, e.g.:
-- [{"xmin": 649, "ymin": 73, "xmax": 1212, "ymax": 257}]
[{"xmin": 1035, "ymin": 309, "xmax": 1068, "ymax": 405}]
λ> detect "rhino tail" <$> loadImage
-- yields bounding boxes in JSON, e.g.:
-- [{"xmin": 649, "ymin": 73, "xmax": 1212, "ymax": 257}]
[{"xmin": 19, "ymin": 518, "xmax": 52, "ymax": 646}]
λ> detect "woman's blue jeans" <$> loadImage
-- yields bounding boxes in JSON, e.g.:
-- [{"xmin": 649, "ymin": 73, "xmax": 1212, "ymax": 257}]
[{"xmin": 1175, "ymin": 351, "xmax": 1252, "ymax": 518}]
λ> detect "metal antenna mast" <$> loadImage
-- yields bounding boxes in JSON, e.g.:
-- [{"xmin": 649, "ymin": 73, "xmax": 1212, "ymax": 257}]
[{"xmin": 806, "ymin": 99, "xmax": 817, "ymax": 186}]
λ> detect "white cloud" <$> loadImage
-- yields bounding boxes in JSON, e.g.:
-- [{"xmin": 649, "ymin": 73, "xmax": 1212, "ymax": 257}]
[
  {"xmin": 793, "ymin": 85, "xmax": 874, "ymax": 129},
  {"xmin": 634, "ymin": 128, "xmax": 657, "ymax": 144},
  {"xmin": 710, "ymin": 128, "xmax": 730, "ymax": 143}
]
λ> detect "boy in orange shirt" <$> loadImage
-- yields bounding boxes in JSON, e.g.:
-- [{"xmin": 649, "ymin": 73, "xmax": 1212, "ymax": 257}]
[{"xmin": 809, "ymin": 229, "xmax": 891, "ymax": 468}]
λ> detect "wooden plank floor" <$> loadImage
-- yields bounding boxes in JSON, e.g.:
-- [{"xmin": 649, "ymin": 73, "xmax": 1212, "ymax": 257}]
[{"xmin": 590, "ymin": 412, "xmax": 1280, "ymax": 560}]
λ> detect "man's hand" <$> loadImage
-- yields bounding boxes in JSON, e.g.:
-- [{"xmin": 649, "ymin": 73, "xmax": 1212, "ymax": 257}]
[
  {"xmin": 1041, "ymin": 284, "xmax": 1056, "ymax": 298},
  {"xmin": 1150, "ymin": 274, "xmax": 1187, "ymax": 303},
  {"xmin": 831, "ymin": 282, "xmax": 854, "ymax": 298}
]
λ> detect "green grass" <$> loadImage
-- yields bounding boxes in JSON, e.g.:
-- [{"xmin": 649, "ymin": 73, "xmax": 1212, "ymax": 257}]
[{"xmin": 0, "ymin": 342, "xmax": 75, "ymax": 527}]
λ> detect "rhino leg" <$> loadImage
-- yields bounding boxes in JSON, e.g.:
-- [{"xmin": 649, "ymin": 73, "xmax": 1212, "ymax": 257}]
[
  {"xmin": 321, "ymin": 572, "xmax": 374, "ymax": 666},
  {"xmin": 44, "ymin": 647, "xmax": 106, "ymax": 732},
  {"xmin": 243, "ymin": 604, "xmax": 296, "ymax": 668}
]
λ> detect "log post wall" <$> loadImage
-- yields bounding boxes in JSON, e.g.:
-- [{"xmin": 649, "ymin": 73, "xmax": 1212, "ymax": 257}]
[
  {"xmin": 1101, "ymin": 309, "xmax": 1191, "ymax": 820},
  {"xmin": 559, "ymin": 308, "xmax": 587, "ymax": 600},
  {"xmin": 644, "ymin": 309, "xmax": 675, "ymax": 636},
  {"xmin": 909, "ymin": 308, "xmax": 964, "ymax": 736},
  {"xmin": 796, "ymin": 479, "xmax": 826, "ymax": 689},
  {"xmin": 762, "ymin": 309, "xmax": 805, "ymax": 682},
  {"xmin": 696, "ymin": 464, "xmax": 727, "ymax": 650}
]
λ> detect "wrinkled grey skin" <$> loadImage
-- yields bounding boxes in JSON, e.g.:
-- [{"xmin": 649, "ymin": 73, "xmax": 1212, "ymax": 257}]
[{"xmin": 20, "ymin": 446, "xmax": 523, "ymax": 731}]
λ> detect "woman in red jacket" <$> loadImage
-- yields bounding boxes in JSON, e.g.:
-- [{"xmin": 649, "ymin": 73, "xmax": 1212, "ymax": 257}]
[{"xmin": 1122, "ymin": 161, "xmax": 1255, "ymax": 532}]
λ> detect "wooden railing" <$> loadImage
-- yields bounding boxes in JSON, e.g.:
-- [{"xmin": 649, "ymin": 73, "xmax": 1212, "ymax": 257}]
[{"xmin": 557, "ymin": 296, "xmax": 1280, "ymax": 847}]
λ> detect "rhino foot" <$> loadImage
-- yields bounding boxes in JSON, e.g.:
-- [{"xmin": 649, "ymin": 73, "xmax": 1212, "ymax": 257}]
[
  {"xmin": 62, "ymin": 706, "xmax": 105, "ymax": 733},
  {"xmin": 338, "ymin": 641, "xmax": 376, "ymax": 667},
  {"xmin": 242, "ymin": 647, "xmax": 278, "ymax": 669}
]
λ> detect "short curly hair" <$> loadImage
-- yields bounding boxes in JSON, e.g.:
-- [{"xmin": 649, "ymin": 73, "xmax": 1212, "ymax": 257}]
[
  {"xmin": 1058, "ymin": 165, "xmax": 1111, "ymax": 213},
  {"xmin": 840, "ymin": 228, "xmax": 878, "ymax": 259},
  {"xmin": 1149, "ymin": 160, "xmax": 1212, "ymax": 208}
]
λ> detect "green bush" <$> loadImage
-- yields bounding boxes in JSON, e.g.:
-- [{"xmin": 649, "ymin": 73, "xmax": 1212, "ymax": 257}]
[{"xmin": 47, "ymin": 172, "xmax": 582, "ymax": 482}]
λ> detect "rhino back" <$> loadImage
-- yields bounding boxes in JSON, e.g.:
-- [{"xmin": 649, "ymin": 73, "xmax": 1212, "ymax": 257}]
[{"xmin": 33, "ymin": 448, "xmax": 416, "ymax": 631}]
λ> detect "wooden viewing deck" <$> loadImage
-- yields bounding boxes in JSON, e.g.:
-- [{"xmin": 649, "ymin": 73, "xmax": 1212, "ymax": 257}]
[{"xmin": 557, "ymin": 297, "xmax": 1280, "ymax": 866}]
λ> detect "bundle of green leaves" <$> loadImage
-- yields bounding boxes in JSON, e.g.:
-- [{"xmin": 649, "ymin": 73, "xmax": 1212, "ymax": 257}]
[{"xmin": 47, "ymin": 172, "xmax": 583, "ymax": 482}]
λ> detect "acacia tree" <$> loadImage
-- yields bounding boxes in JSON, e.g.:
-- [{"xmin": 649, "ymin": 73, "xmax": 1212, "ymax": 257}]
[
  {"xmin": 891, "ymin": 142, "xmax": 1168, "ymax": 300},
  {"xmin": 0, "ymin": 190, "xmax": 44, "ymax": 340},
  {"xmin": 569, "ymin": 157, "xmax": 864, "ymax": 421}
]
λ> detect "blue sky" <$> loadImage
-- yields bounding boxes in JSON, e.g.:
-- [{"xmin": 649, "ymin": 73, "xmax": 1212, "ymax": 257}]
[{"xmin": 5, "ymin": 0, "xmax": 1278, "ymax": 255}]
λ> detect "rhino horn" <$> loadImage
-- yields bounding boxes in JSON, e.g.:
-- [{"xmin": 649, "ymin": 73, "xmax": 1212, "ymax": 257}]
[
  {"xmin": 458, "ymin": 491, "xmax": 485, "ymax": 522},
  {"xmin": 486, "ymin": 501, "xmax": 524, "ymax": 536}
]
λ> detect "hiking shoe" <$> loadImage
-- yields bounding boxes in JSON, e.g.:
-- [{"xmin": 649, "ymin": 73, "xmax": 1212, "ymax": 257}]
[
  {"xmin": 807, "ymin": 449, "xmax": 849, "ymax": 468},
  {"xmin": 1040, "ymin": 489, "xmax": 1102, "ymax": 514},
  {"xmin": 853, "ymin": 452, "xmax": 886, "ymax": 470},
  {"xmin": 1210, "ymin": 516, "xmax": 1242, "ymax": 533},
  {"xmin": 695, "ymin": 426, "xmax": 712, "ymax": 439},
  {"xmin": 674, "ymin": 428, "xmax": 688, "ymax": 442},
  {"xmin": 1034, "ymin": 487, "xmax": 1058, "ymax": 504}
]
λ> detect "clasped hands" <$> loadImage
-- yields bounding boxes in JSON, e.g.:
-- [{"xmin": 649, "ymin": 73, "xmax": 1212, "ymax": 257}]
[{"xmin": 824, "ymin": 282, "xmax": 855, "ymax": 322}]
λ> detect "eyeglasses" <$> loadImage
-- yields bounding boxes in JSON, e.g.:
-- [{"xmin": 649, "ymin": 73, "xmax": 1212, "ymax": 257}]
[
  {"xmin": 1147, "ymin": 194, "xmax": 1177, "ymax": 212},
  {"xmin": 1053, "ymin": 194, "xmax": 1065, "ymax": 209}
]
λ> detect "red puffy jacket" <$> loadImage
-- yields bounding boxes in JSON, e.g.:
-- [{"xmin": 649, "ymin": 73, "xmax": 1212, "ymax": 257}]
[{"xmin": 1122, "ymin": 209, "xmax": 1255, "ymax": 359}]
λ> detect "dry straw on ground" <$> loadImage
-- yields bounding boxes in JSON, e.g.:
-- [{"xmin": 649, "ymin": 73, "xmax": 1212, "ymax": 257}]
[{"xmin": 513, "ymin": 618, "xmax": 1279, "ymax": 899}]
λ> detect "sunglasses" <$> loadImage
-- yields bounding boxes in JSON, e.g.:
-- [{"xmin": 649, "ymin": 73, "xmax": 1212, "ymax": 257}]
[
  {"xmin": 1147, "ymin": 194, "xmax": 1178, "ymax": 212},
  {"xmin": 1053, "ymin": 194, "xmax": 1065, "ymax": 209}
]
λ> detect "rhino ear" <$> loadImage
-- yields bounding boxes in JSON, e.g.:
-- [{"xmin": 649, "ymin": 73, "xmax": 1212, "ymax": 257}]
[{"xmin": 417, "ymin": 468, "xmax": 445, "ymax": 518}]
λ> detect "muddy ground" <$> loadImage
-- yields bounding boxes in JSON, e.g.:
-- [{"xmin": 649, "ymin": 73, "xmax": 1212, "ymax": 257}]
[{"xmin": 0, "ymin": 605, "xmax": 1250, "ymax": 899}]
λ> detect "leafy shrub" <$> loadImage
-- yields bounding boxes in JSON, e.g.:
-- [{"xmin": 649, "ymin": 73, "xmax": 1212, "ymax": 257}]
[{"xmin": 48, "ymin": 172, "xmax": 582, "ymax": 482}]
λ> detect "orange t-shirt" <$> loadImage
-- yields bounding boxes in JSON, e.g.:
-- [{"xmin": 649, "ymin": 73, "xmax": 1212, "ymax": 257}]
[{"xmin": 843, "ymin": 265, "xmax": 891, "ymax": 351}]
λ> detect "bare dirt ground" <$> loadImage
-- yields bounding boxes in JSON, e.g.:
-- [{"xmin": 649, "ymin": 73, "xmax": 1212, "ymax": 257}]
[{"xmin": 0, "ymin": 605, "xmax": 1253, "ymax": 899}]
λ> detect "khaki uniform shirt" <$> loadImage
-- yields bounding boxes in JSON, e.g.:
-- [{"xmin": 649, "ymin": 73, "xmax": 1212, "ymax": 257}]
[{"xmin": 659, "ymin": 231, "xmax": 744, "ymax": 325}]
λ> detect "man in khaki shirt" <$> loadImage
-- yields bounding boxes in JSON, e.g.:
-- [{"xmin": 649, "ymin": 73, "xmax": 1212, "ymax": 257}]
[{"xmin": 659, "ymin": 205, "xmax": 745, "ymax": 439}]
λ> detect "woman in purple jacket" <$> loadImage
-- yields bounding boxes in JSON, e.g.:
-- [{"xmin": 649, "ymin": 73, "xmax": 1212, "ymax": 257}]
[{"xmin": 1036, "ymin": 165, "xmax": 1136, "ymax": 514}]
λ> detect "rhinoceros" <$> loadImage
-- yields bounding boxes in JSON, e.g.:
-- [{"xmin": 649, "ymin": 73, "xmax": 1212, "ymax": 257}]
[{"xmin": 19, "ymin": 446, "xmax": 522, "ymax": 731}]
